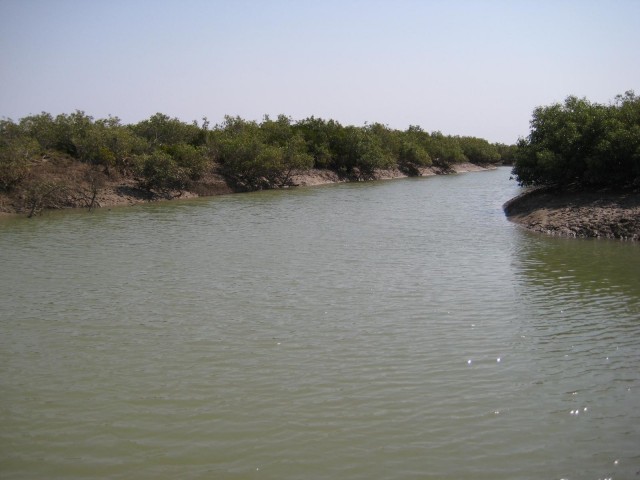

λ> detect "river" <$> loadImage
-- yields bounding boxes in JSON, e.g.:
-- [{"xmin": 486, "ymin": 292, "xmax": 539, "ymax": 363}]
[{"xmin": 1, "ymin": 167, "xmax": 639, "ymax": 479}]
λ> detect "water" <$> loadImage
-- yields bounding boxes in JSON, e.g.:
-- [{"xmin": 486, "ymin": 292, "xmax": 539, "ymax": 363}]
[{"xmin": 1, "ymin": 168, "xmax": 639, "ymax": 479}]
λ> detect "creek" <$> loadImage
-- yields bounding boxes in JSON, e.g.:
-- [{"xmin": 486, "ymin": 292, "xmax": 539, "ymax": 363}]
[{"xmin": 1, "ymin": 167, "xmax": 639, "ymax": 479}]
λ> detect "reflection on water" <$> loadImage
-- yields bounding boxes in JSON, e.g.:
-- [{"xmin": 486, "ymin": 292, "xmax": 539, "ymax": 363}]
[
  {"xmin": 510, "ymin": 233, "xmax": 640, "ymax": 479},
  {"xmin": 1, "ymin": 168, "xmax": 639, "ymax": 479},
  {"xmin": 516, "ymin": 234, "xmax": 640, "ymax": 299}
]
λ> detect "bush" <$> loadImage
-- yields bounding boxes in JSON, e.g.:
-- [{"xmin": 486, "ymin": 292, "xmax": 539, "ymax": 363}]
[
  {"xmin": 214, "ymin": 116, "xmax": 313, "ymax": 190},
  {"xmin": 165, "ymin": 143, "xmax": 210, "ymax": 180},
  {"xmin": 397, "ymin": 141, "xmax": 432, "ymax": 175},
  {"xmin": 457, "ymin": 137, "xmax": 501, "ymax": 164},
  {"xmin": 513, "ymin": 92, "xmax": 640, "ymax": 188},
  {"xmin": 133, "ymin": 151, "xmax": 189, "ymax": 192},
  {"xmin": 0, "ymin": 122, "xmax": 39, "ymax": 191}
]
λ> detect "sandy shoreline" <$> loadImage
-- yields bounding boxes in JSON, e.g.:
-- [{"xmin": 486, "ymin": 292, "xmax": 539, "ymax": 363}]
[
  {"xmin": 1, "ymin": 163, "xmax": 493, "ymax": 217},
  {"xmin": 503, "ymin": 187, "xmax": 640, "ymax": 241}
]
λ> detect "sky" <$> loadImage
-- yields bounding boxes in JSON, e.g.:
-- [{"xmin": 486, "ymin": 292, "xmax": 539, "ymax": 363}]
[{"xmin": 1, "ymin": 0, "xmax": 639, "ymax": 144}]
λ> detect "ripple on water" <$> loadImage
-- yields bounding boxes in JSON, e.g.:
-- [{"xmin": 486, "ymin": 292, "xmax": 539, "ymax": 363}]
[{"xmin": 1, "ymin": 169, "xmax": 639, "ymax": 479}]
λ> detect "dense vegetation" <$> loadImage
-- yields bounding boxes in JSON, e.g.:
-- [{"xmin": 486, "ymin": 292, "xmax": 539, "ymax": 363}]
[
  {"xmin": 512, "ymin": 91, "xmax": 640, "ymax": 188},
  {"xmin": 1, "ymin": 111, "xmax": 513, "ymax": 214}
]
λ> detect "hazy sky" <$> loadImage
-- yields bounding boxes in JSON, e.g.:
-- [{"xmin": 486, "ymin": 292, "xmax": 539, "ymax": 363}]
[{"xmin": 1, "ymin": 0, "xmax": 638, "ymax": 144}]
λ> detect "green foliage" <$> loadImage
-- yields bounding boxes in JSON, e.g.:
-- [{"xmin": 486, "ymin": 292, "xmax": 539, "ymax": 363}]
[
  {"xmin": 132, "ymin": 113, "xmax": 204, "ymax": 148},
  {"xmin": 164, "ymin": 143, "xmax": 209, "ymax": 180},
  {"xmin": 214, "ymin": 116, "xmax": 313, "ymax": 190},
  {"xmin": 0, "ymin": 120, "xmax": 39, "ymax": 191},
  {"xmin": 132, "ymin": 143, "xmax": 211, "ymax": 192},
  {"xmin": 12, "ymin": 111, "xmax": 148, "ymax": 173},
  {"xmin": 70, "ymin": 115, "xmax": 147, "ymax": 169},
  {"xmin": 259, "ymin": 115, "xmax": 314, "ymax": 179},
  {"xmin": 18, "ymin": 113, "xmax": 60, "ymax": 151},
  {"xmin": 214, "ymin": 117, "xmax": 267, "ymax": 190},
  {"xmin": 281, "ymin": 133, "xmax": 314, "ymax": 175},
  {"xmin": 99, "ymin": 123, "xmax": 148, "ymax": 173},
  {"xmin": 260, "ymin": 114, "xmax": 294, "ymax": 145},
  {"xmin": 425, "ymin": 131, "xmax": 467, "ymax": 168},
  {"xmin": 133, "ymin": 151, "xmax": 187, "ymax": 192},
  {"xmin": 330, "ymin": 126, "xmax": 394, "ymax": 178},
  {"xmin": 513, "ymin": 92, "xmax": 640, "ymax": 187},
  {"xmin": 293, "ymin": 116, "xmax": 340, "ymax": 169},
  {"xmin": 366, "ymin": 123, "xmax": 400, "ymax": 160},
  {"xmin": 457, "ymin": 137, "xmax": 501, "ymax": 164},
  {"xmin": 397, "ymin": 141, "xmax": 432, "ymax": 175},
  {"xmin": 2, "ymin": 109, "xmax": 514, "ymax": 198},
  {"xmin": 494, "ymin": 143, "xmax": 518, "ymax": 165}
]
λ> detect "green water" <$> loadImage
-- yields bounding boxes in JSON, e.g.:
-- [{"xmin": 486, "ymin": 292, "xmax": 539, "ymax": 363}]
[{"xmin": 1, "ymin": 168, "xmax": 639, "ymax": 479}]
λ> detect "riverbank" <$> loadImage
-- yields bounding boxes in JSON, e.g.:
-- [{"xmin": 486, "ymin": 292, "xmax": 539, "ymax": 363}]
[
  {"xmin": 290, "ymin": 162, "xmax": 490, "ymax": 186},
  {"xmin": 0, "ymin": 163, "xmax": 494, "ymax": 217},
  {"xmin": 503, "ymin": 187, "xmax": 640, "ymax": 240}
]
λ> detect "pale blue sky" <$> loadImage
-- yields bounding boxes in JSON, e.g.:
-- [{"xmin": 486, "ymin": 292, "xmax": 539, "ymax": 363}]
[{"xmin": 1, "ymin": 0, "xmax": 638, "ymax": 143}]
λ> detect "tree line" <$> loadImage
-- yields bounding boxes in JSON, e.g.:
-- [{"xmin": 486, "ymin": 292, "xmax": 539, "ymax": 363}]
[
  {"xmin": 512, "ymin": 91, "xmax": 640, "ymax": 189},
  {"xmin": 1, "ymin": 111, "xmax": 514, "ymax": 200}
]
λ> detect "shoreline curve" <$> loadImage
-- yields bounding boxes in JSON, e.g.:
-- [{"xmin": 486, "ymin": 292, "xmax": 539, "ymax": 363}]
[
  {"xmin": 1, "ymin": 163, "xmax": 494, "ymax": 217},
  {"xmin": 503, "ymin": 187, "xmax": 640, "ymax": 241}
]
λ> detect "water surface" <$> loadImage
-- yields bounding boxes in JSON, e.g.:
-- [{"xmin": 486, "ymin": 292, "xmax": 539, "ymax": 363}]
[{"xmin": 1, "ymin": 168, "xmax": 639, "ymax": 479}]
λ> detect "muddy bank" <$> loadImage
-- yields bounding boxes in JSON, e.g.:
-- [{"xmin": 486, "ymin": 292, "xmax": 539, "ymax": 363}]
[
  {"xmin": 1, "ymin": 163, "xmax": 494, "ymax": 217},
  {"xmin": 0, "ymin": 172, "xmax": 234, "ymax": 217},
  {"xmin": 290, "ymin": 163, "xmax": 492, "ymax": 187},
  {"xmin": 503, "ymin": 188, "xmax": 640, "ymax": 240}
]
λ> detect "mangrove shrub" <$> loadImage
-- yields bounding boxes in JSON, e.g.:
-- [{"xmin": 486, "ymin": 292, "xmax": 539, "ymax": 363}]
[{"xmin": 512, "ymin": 91, "xmax": 640, "ymax": 188}]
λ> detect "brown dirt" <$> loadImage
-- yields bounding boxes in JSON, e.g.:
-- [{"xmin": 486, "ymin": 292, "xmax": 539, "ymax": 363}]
[
  {"xmin": 503, "ymin": 188, "xmax": 640, "ymax": 241},
  {"xmin": 0, "ymin": 162, "xmax": 494, "ymax": 217},
  {"xmin": 289, "ymin": 163, "xmax": 493, "ymax": 186},
  {"xmin": 0, "ymin": 155, "xmax": 233, "ymax": 216},
  {"xmin": 93, "ymin": 172, "xmax": 233, "ymax": 208},
  {"xmin": 289, "ymin": 169, "xmax": 345, "ymax": 187},
  {"xmin": 450, "ymin": 163, "xmax": 493, "ymax": 173}
]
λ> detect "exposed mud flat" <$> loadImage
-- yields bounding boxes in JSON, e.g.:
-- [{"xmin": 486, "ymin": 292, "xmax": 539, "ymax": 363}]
[
  {"xmin": 290, "ymin": 163, "xmax": 493, "ymax": 186},
  {"xmin": 1, "ymin": 163, "xmax": 494, "ymax": 217},
  {"xmin": 504, "ymin": 187, "xmax": 640, "ymax": 240}
]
